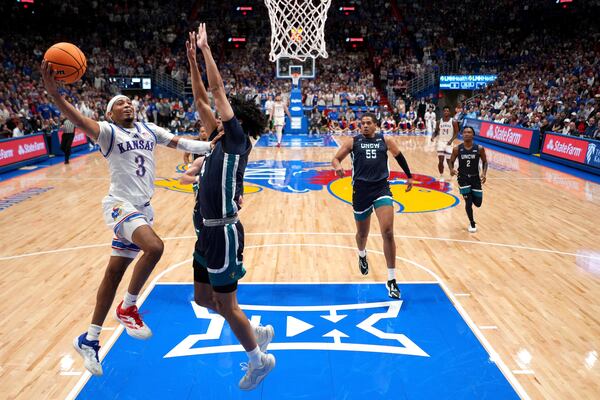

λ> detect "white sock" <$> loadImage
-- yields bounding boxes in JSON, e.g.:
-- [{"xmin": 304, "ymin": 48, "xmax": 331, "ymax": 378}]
[
  {"xmin": 358, "ymin": 249, "xmax": 366, "ymax": 257},
  {"xmin": 86, "ymin": 324, "xmax": 102, "ymax": 342},
  {"xmin": 247, "ymin": 346, "xmax": 263, "ymax": 367},
  {"xmin": 387, "ymin": 268, "xmax": 396, "ymax": 281},
  {"xmin": 123, "ymin": 292, "xmax": 138, "ymax": 309}
]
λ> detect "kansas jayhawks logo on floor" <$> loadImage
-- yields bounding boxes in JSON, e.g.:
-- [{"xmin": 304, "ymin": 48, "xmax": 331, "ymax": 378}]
[
  {"xmin": 327, "ymin": 171, "xmax": 459, "ymax": 213},
  {"xmin": 154, "ymin": 177, "xmax": 262, "ymax": 195},
  {"xmin": 157, "ymin": 161, "xmax": 458, "ymax": 213}
]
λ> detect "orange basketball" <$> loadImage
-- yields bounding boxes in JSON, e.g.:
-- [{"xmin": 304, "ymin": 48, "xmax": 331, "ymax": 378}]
[{"xmin": 43, "ymin": 42, "xmax": 87, "ymax": 84}]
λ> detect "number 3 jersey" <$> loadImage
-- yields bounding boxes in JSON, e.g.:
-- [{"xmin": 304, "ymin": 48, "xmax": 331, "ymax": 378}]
[
  {"xmin": 97, "ymin": 121, "xmax": 174, "ymax": 205},
  {"xmin": 350, "ymin": 133, "xmax": 389, "ymax": 184}
]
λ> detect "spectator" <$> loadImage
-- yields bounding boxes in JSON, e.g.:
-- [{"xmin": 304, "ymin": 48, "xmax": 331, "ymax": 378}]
[
  {"xmin": 584, "ymin": 117, "xmax": 599, "ymax": 139},
  {"xmin": 12, "ymin": 121, "xmax": 24, "ymax": 137}
]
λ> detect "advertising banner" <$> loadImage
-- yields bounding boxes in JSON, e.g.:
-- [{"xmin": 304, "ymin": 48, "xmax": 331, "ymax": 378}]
[
  {"xmin": 0, "ymin": 134, "xmax": 48, "ymax": 167},
  {"xmin": 541, "ymin": 133, "xmax": 600, "ymax": 173}
]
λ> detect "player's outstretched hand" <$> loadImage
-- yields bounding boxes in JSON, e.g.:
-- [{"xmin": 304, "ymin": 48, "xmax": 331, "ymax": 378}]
[
  {"xmin": 450, "ymin": 168, "xmax": 457, "ymax": 176},
  {"xmin": 40, "ymin": 60, "xmax": 59, "ymax": 96},
  {"xmin": 196, "ymin": 23, "xmax": 209, "ymax": 50},
  {"xmin": 481, "ymin": 175, "xmax": 487, "ymax": 184},
  {"xmin": 406, "ymin": 178, "xmax": 413, "ymax": 192},
  {"xmin": 334, "ymin": 167, "xmax": 345, "ymax": 178},
  {"xmin": 209, "ymin": 130, "xmax": 224, "ymax": 150},
  {"xmin": 186, "ymin": 31, "xmax": 197, "ymax": 62}
]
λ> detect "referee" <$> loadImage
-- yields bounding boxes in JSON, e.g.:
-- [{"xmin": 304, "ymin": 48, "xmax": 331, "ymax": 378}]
[{"xmin": 61, "ymin": 117, "xmax": 76, "ymax": 164}]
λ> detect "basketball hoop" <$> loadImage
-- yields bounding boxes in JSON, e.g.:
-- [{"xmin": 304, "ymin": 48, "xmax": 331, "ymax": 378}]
[
  {"xmin": 264, "ymin": 0, "xmax": 332, "ymax": 62},
  {"xmin": 291, "ymin": 72, "xmax": 301, "ymax": 87}
]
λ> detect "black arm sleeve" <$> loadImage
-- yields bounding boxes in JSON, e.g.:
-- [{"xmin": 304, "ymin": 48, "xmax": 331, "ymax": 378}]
[{"xmin": 394, "ymin": 152, "xmax": 412, "ymax": 178}]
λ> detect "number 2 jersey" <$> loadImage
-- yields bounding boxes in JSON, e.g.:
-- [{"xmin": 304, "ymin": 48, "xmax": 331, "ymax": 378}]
[
  {"xmin": 457, "ymin": 143, "xmax": 481, "ymax": 177},
  {"xmin": 97, "ymin": 121, "xmax": 174, "ymax": 205},
  {"xmin": 350, "ymin": 133, "xmax": 389, "ymax": 184}
]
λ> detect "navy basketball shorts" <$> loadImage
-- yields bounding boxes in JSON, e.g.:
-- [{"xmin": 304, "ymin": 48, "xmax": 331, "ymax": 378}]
[
  {"xmin": 193, "ymin": 220, "xmax": 246, "ymax": 293},
  {"xmin": 457, "ymin": 174, "xmax": 483, "ymax": 198},
  {"xmin": 352, "ymin": 180, "xmax": 393, "ymax": 221}
]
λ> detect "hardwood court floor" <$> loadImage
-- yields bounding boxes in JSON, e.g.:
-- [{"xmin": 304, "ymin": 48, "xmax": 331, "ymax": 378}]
[{"xmin": 0, "ymin": 136, "xmax": 598, "ymax": 399}]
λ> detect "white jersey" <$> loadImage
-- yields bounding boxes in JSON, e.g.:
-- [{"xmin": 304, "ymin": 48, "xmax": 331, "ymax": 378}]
[
  {"xmin": 97, "ymin": 121, "xmax": 174, "ymax": 205},
  {"xmin": 273, "ymin": 101, "xmax": 286, "ymax": 118},
  {"xmin": 425, "ymin": 111, "xmax": 435, "ymax": 122},
  {"xmin": 264, "ymin": 100, "xmax": 274, "ymax": 116},
  {"xmin": 438, "ymin": 118, "xmax": 454, "ymax": 138}
]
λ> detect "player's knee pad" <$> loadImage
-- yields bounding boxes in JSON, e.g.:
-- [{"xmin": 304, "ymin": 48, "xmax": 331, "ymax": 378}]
[{"xmin": 472, "ymin": 195, "xmax": 483, "ymax": 208}]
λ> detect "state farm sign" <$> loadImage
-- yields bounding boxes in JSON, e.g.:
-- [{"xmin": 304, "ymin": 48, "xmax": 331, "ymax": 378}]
[{"xmin": 479, "ymin": 122, "xmax": 533, "ymax": 149}]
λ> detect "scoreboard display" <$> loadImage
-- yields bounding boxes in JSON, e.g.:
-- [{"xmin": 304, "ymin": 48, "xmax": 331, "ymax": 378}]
[
  {"xmin": 108, "ymin": 77, "xmax": 152, "ymax": 90},
  {"xmin": 439, "ymin": 75, "xmax": 497, "ymax": 90}
]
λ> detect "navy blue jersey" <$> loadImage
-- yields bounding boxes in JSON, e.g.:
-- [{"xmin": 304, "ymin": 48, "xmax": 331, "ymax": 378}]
[
  {"xmin": 457, "ymin": 143, "xmax": 481, "ymax": 177},
  {"xmin": 193, "ymin": 129, "xmax": 218, "ymax": 229},
  {"xmin": 350, "ymin": 133, "xmax": 389, "ymax": 184},
  {"xmin": 197, "ymin": 118, "xmax": 250, "ymax": 219}
]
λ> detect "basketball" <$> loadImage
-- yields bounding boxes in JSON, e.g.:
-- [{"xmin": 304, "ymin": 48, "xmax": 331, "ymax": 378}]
[{"xmin": 43, "ymin": 42, "xmax": 87, "ymax": 84}]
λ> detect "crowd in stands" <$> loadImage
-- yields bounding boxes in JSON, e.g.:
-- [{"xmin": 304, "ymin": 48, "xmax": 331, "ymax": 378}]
[
  {"xmin": 461, "ymin": 40, "xmax": 600, "ymax": 139},
  {"xmin": 1, "ymin": 0, "xmax": 599, "ymax": 143},
  {"xmin": 0, "ymin": 0, "xmax": 196, "ymax": 137},
  {"xmin": 390, "ymin": 0, "xmax": 600, "ymax": 140}
]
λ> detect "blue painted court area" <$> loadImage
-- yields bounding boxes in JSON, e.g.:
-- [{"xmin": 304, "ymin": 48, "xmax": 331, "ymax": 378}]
[
  {"xmin": 255, "ymin": 134, "xmax": 338, "ymax": 147},
  {"xmin": 77, "ymin": 283, "xmax": 519, "ymax": 399}
]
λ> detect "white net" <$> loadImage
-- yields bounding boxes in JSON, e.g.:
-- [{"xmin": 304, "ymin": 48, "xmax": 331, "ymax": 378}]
[
  {"xmin": 264, "ymin": 0, "xmax": 332, "ymax": 62},
  {"xmin": 291, "ymin": 73, "xmax": 300, "ymax": 87}
]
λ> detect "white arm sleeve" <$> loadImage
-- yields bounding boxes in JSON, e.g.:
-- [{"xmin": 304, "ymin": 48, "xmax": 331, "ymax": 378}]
[
  {"xmin": 147, "ymin": 123, "xmax": 175, "ymax": 145},
  {"xmin": 144, "ymin": 122, "xmax": 210, "ymax": 154},
  {"xmin": 176, "ymin": 138, "xmax": 211, "ymax": 155}
]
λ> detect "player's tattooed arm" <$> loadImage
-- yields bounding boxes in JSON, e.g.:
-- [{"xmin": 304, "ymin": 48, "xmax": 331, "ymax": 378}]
[
  {"xmin": 448, "ymin": 146, "xmax": 459, "ymax": 176},
  {"xmin": 332, "ymin": 138, "xmax": 353, "ymax": 177},
  {"xmin": 40, "ymin": 60, "xmax": 100, "ymax": 140},
  {"xmin": 479, "ymin": 146, "xmax": 488, "ymax": 184}
]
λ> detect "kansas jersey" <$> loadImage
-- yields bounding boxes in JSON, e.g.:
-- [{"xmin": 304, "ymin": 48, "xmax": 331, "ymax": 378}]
[
  {"xmin": 97, "ymin": 121, "xmax": 174, "ymax": 205},
  {"xmin": 458, "ymin": 143, "xmax": 481, "ymax": 176},
  {"xmin": 273, "ymin": 101, "xmax": 286, "ymax": 119},
  {"xmin": 197, "ymin": 117, "xmax": 250, "ymax": 219},
  {"xmin": 438, "ymin": 118, "xmax": 454, "ymax": 138},
  {"xmin": 350, "ymin": 133, "xmax": 389, "ymax": 184}
]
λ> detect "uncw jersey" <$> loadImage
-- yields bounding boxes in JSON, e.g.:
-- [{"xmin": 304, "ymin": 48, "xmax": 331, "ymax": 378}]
[
  {"xmin": 197, "ymin": 121, "xmax": 250, "ymax": 219},
  {"xmin": 458, "ymin": 143, "xmax": 481, "ymax": 176},
  {"xmin": 350, "ymin": 133, "xmax": 389, "ymax": 184}
]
